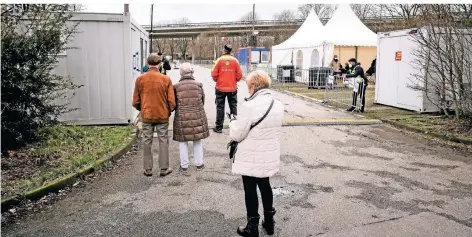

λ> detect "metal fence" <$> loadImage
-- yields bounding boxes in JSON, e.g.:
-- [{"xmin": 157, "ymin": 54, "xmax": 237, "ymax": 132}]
[
  {"xmin": 247, "ymin": 66, "xmax": 369, "ymax": 112},
  {"xmin": 323, "ymin": 74, "xmax": 366, "ymax": 110},
  {"xmin": 177, "ymin": 60, "xmax": 214, "ymax": 65}
]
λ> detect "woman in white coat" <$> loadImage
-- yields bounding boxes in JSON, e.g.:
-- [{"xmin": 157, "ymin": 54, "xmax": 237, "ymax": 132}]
[{"xmin": 229, "ymin": 70, "xmax": 284, "ymax": 237}]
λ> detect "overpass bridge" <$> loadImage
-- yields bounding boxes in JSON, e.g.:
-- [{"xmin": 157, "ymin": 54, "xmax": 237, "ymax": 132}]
[
  {"xmin": 142, "ymin": 17, "xmax": 405, "ymax": 38},
  {"xmin": 142, "ymin": 13, "xmax": 470, "ymax": 38}
]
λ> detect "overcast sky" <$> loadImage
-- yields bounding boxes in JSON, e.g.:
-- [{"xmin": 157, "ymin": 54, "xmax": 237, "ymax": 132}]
[{"xmin": 83, "ymin": 3, "xmax": 302, "ymax": 25}]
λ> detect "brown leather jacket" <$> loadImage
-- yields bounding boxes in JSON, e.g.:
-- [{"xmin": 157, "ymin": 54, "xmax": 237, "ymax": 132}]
[{"xmin": 172, "ymin": 76, "xmax": 209, "ymax": 142}]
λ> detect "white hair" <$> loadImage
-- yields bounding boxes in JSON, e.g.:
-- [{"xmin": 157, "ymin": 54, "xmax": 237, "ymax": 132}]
[{"xmin": 180, "ymin": 63, "xmax": 194, "ymax": 76}]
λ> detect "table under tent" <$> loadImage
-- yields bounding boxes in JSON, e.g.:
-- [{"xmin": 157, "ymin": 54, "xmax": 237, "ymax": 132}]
[{"xmin": 270, "ymin": 4, "xmax": 377, "ymax": 89}]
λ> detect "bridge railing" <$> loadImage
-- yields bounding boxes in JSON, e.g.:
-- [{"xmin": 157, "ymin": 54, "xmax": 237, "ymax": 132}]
[
  {"xmin": 142, "ymin": 13, "xmax": 469, "ymax": 31},
  {"xmin": 141, "ymin": 16, "xmax": 410, "ymax": 30},
  {"xmin": 142, "ymin": 19, "xmax": 305, "ymax": 30}
]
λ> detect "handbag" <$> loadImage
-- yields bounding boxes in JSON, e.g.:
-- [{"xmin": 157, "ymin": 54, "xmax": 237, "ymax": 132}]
[{"xmin": 227, "ymin": 99, "xmax": 275, "ymax": 160}]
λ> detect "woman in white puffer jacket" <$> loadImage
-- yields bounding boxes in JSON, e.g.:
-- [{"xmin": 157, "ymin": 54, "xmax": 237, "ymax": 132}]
[{"xmin": 229, "ymin": 70, "xmax": 284, "ymax": 237}]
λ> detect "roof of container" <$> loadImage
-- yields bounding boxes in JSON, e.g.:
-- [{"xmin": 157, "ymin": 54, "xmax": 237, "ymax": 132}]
[
  {"xmin": 323, "ymin": 4, "xmax": 377, "ymax": 46},
  {"xmin": 272, "ymin": 8, "xmax": 326, "ymax": 50}
]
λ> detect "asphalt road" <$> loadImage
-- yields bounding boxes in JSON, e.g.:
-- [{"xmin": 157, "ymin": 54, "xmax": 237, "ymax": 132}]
[{"xmin": 3, "ymin": 66, "xmax": 472, "ymax": 237}]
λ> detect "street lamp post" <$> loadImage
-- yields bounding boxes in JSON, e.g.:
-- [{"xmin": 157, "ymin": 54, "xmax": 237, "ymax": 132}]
[
  {"xmin": 252, "ymin": 4, "xmax": 256, "ymax": 47},
  {"xmin": 150, "ymin": 4, "xmax": 154, "ymax": 53}
]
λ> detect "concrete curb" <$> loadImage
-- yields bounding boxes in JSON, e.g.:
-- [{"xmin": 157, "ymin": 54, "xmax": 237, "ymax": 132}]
[{"xmin": 1, "ymin": 135, "xmax": 137, "ymax": 212}]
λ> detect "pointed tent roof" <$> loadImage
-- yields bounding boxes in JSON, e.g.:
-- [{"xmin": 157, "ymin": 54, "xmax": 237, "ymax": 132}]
[
  {"xmin": 323, "ymin": 4, "xmax": 377, "ymax": 46},
  {"xmin": 272, "ymin": 8, "xmax": 325, "ymax": 50}
]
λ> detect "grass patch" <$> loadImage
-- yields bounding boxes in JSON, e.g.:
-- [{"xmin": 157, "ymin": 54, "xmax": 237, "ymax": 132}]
[
  {"xmin": 1, "ymin": 125, "xmax": 132, "ymax": 198},
  {"xmin": 272, "ymin": 83, "xmax": 472, "ymax": 142}
]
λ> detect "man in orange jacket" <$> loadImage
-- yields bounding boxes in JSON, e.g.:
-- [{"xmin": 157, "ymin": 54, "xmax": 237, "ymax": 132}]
[
  {"xmin": 211, "ymin": 44, "xmax": 243, "ymax": 133},
  {"xmin": 133, "ymin": 54, "xmax": 176, "ymax": 177}
]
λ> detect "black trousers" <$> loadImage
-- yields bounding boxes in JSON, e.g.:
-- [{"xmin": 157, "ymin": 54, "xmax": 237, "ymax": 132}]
[
  {"xmin": 215, "ymin": 89, "xmax": 237, "ymax": 131},
  {"xmin": 351, "ymin": 82, "xmax": 367, "ymax": 112},
  {"xmin": 242, "ymin": 176, "xmax": 273, "ymax": 217}
]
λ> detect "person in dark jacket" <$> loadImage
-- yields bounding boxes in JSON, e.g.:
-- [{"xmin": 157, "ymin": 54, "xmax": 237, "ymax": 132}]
[
  {"xmin": 366, "ymin": 58, "xmax": 376, "ymax": 84},
  {"xmin": 346, "ymin": 58, "xmax": 368, "ymax": 112},
  {"xmin": 158, "ymin": 52, "xmax": 172, "ymax": 75},
  {"xmin": 173, "ymin": 63, "xmax": 209, "ymax": 173},
  {"xmin": 366, "ymin": 58, "xmax": 376, "ymax": 75},
  {"xmin": 341, "ymin": 62, "xmax": 350, "ymax": 74}
]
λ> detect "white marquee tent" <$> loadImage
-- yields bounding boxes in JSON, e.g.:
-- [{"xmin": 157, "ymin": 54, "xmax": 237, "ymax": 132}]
[
  {"xmin": 271, "ymin": 4, "xmax": 377, "ymax": 70},
  {"xmin": 271, "ymin": 9, "xmax": 328, "ymax": 69},
  {"xmin": 322, "ymin": 4, "xmax": 377, "ymax": 65},
  {"xmin": 324, "ymin": 4, "xmax": 377, "ymax": 47}
]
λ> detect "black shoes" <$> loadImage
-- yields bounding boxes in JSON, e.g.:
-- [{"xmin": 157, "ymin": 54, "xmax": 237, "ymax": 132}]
[
  {"xmin": 237, "ymin": 216, "xmax": 260, "ymax": 237},
  {"xmin": 262, "ymin": 208, "xmax": 276, "ymax": 235},
  {"xmin": 143, "ymin": 169, "xmax": 152, "ymax": 177},
  {"xmin": 346, "ymin": 106, "xmax": 355, "ymax": 112},
  {"xmin": 213, "ymin": 127, "xmax": 222, "ymax": 133},
  {"xmin": 196, "ymin": 164, "xmax": 205, "ymax": 171}
]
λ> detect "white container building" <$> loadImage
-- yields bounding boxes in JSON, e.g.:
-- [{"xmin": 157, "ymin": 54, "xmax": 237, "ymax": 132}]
[
  {"xmin": 374, "ymin": 28, "xmax": 469, "ymax": 113},
  {"xmin": 53, "ymin": 12, "xmax": 148, "ymax": 125}
]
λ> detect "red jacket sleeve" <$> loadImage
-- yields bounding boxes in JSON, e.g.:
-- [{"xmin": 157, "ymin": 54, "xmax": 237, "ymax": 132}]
[
  {"xmin": 211, "ymin": 60, "xmax": 221, "ymax": 81},
  {"xmin": 235, "ymin": 61, "xmax": 243, "ymax": 81}
]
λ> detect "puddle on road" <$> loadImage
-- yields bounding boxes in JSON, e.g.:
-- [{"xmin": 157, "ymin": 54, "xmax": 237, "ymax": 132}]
[{"xmin": 272, "ymin": 187, "xmax": 296, "ymax": 197}]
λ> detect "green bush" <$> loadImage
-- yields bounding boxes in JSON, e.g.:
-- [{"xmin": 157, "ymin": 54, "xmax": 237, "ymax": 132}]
[{"xmin": 1, "ymin": 4, "xmax": 81, "ymax": 154}]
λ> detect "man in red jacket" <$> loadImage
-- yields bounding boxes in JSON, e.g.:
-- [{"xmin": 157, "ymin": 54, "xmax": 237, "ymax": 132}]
[{"xmin": 211, "ymin": 44, "xmax": 243, "ymax": 133}]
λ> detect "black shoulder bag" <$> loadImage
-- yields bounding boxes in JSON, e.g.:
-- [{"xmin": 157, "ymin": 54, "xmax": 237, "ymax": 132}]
[{"xmin": 227, "ymin": 99, "xmax": 274, "ymax": 161}]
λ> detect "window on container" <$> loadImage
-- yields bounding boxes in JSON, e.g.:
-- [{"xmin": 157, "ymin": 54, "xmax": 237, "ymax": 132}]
[
  {"xmin": 144, "ymin": 40, "xmax": 148, "ymax": 57},
  {"xmin": 261, "ymin": 51, "xmax": 270, "ymax": 63},
  {"xmin": 296, "ymin": 50, "xmax": 303, "ymax": 69},
  {"xmin": 143, "ymin": 40, "xmax": 148, "ymax": 68},
  {"xmin": 140, "ymin": 38, "xmax": 144, "ymax": 71},
  {"xmin": 310, "ymin": 49, "xmax": 320, "ymax": 67},
  {"xmin": 251, "ymin": 50, "xmax": 260, "ymax": 64}
]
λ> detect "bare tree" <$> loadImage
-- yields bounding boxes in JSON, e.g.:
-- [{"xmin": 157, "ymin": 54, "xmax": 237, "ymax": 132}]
[
  {"xmin": 239, "ymin": 10, "xmax": 259, "ymax": 22},
  {"xmin": 173, "ymin": 18, "xmax": 191, "ymax": 59},
  {"xmin": 166, "ymin": 38, "xmax": 177, "ymax": 60},
  {"xmin": 297, "ymin": 4, "xmax": 334, "ymax": 20},
  {"xmin": 409, "ymin": 4, "xmax": 472, "ymax": 126},
  {"xmin": 272, "ymin": 9, "xmax": 297, "ymax": 45},
  {"xmin": 152, "ymin": 38, "xmax": 167, "ymax": 54},
  {"xmin": 380, "ymin": 4, "xmax": 422, "ymax": 19},
  {"xmin": 239, "ymin": 11, "xmax": 260, "ymax": 47},
  {"xmin": 350, "ymin": 4, "xmax": 379, "ymax": 20},
  {"xmin": 273, "ymin": 9, "xmax": 297, "ymax": 22}
]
